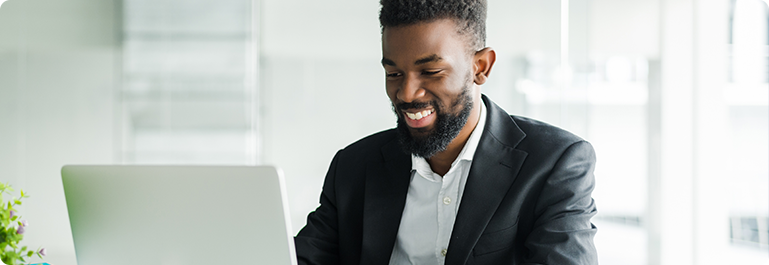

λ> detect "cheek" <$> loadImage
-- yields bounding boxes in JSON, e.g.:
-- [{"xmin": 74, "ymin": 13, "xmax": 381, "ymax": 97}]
[
  {"xmin": 425, "ymin": 75, "xmax": 465, "ymax": 95},
  {"xmin": 385, "ymin": 82, "xmax": 397, "ymax": 100}
]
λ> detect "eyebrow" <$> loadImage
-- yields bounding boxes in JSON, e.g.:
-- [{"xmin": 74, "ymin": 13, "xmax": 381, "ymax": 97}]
[
  {"xmin": 380, "ymin": 54, "xmax": 443, "ymax": 67},
  {"xmin": 381, "ymin": 58, "xmax": 396, "ymax": 66},
  {"xmin": 414, "ymin": 54, "xmax": 442, "ymax": 65}
]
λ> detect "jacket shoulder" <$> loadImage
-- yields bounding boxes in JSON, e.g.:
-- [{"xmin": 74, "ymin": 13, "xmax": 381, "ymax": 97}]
[
  {"xmin": 511, "ymin": 115, "xmax": 587, "ymax": 150},
  {"xmin": 337, "ymin": 128, "xmax": 398, "ymax": 157}
]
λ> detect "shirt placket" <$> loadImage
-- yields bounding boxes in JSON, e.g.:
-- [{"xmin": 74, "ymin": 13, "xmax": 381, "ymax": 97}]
[{"xmin": 436, "ymin": 168, "xmax": 459, "ymax": 262}]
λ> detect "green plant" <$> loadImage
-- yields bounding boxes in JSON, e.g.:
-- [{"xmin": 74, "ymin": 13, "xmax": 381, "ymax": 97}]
[{"xmin": 0, "ymin": 183, "xmax": 45, "ymax": 265}]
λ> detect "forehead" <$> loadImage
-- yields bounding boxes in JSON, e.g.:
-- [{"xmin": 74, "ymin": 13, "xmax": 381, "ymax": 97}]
[{"xmin": 381, "ymin": 19, "xmax": 469, "ymax": 64}]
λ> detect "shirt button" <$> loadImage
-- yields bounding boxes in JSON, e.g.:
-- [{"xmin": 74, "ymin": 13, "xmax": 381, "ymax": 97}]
[
  {"xmin": 443, "ymin": 196, "xmax": 451, "ymax": 205},
  {"xmin": 441, "ymin": 249, "xmax": 448, "ymax": 256}
]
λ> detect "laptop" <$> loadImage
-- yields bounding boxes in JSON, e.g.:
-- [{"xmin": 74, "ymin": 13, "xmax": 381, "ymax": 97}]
[{"xmin": 61, "ymin": 165, "xmax": 298, "ymax": 265}]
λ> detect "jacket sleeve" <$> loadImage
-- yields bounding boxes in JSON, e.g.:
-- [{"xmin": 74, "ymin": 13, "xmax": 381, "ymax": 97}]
[
  {"xmin": 295, "ymin": 151, "xmax": 342, "ymax": 265},
  {"xmin": 523, "ymin": 140, "xmax": 598, "ymax": 265}
]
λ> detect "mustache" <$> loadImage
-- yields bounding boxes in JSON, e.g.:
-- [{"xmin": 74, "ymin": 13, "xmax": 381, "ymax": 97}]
[{"xmin": 394, "ymin": 101, "xmax": 434, "ymax": 111}]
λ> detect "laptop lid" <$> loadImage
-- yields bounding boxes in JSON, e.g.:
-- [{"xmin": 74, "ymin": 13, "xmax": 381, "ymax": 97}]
[{"xmin": 61, "ymin": 165, "xmax": 297, "ymax": 265}]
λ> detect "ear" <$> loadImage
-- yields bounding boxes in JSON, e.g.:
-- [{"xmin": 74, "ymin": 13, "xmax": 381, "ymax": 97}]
[{"xmin": 473, "ymin": 47, "xmax": 496, "ymax": 85}]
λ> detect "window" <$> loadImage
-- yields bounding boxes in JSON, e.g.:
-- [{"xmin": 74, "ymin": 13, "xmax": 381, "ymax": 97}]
[{"xmin": 118, "ymin": 0, "xmax": 259, "ymax": 164}]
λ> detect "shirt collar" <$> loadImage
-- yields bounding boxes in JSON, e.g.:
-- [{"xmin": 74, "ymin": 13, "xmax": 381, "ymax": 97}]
[{"xmin": 411, "ymin": 102, "xmax": 487, "ymax": 175}]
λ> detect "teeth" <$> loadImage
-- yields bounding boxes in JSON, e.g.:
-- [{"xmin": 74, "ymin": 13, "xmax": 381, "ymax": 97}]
[{"xmin": 405, "ymin": 109, "xmax": 433, "ymax": 120}]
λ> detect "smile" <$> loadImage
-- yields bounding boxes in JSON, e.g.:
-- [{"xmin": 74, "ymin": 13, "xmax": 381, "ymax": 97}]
[
  {"xmin": 402, "ymin": 108, "xmax": 437, "ymax": 129},
  {"xmin": 405, "ymin": 109, "xmax": 433, "ymax": 120}
]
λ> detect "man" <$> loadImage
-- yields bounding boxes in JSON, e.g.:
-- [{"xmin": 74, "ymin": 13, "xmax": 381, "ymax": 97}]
[{"xmin": 295, "ymin": 1, "xmax": 598, "ymax": 264}]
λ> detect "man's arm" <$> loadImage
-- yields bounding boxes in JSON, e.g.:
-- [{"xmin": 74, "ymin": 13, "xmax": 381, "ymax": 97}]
[
  {"xmin": 295, "ymin": 151, "xmax": 342, "ymax": 265},
  {"xmin": 523, "ymin": 140, "xmax": 598, "ymax": 265}
]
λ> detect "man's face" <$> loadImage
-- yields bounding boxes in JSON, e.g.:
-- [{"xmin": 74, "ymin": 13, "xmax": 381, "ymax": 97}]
[{"xmin": 381, "ymin": 19, "xmax": 478, "ymax": 158}]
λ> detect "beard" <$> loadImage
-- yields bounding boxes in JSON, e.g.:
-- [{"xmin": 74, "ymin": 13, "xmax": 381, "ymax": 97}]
[{"xmin": 393, "ymin": 87, "xmax": 474, "ymax": 158}]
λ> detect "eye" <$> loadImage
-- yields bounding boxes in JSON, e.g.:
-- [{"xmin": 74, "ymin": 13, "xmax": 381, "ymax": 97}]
[
  {"xmin": 386, "ymin": 72, "xmax": 402, "ymax": 78},
  {"xmin": 422, "ymin": 70, "xmax": 441, "ymax": 75}
]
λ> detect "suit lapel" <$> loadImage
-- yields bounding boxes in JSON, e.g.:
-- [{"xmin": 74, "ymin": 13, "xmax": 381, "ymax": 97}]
[
  {"xmin": 445, "ymin": 96, "xmax": 528, "ymax": 265},
  {"xmin": 360, "ymin": 138, "xmax": 412, "ymax": 265}
]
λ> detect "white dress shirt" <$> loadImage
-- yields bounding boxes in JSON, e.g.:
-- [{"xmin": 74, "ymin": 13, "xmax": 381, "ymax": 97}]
[{"xmin": 389, "ymin": 103, "xmax": 487, "ymax": 265}]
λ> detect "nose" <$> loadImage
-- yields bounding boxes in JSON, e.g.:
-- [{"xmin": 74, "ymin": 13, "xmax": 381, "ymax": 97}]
[{"xmin": 396, "ymin": 74, "xmax": 425, "ymax": 103}]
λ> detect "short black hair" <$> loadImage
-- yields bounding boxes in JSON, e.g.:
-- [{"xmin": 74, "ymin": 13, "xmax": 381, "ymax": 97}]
[{"xmin": 379, "ymin": 0, "xmax": 487, "ymax": 52}]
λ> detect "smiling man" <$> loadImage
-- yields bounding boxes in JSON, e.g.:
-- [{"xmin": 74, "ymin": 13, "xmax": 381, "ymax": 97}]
[{"xmin": 294, "ymin": 1, "xmax": 598, "ymax": 264}]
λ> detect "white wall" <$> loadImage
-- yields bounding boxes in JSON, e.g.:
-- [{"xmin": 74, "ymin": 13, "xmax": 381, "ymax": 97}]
[
  {"xmin": 258, "ymin": 0, "xmax": 391, "ymax": 233},
  {"xmin": 0, "ymin": 0, "xmax": 119, "ymax": 264}
]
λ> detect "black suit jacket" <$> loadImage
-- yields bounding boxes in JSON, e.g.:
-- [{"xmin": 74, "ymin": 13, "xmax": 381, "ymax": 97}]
[{"xmin": 295, "ymin": 95, "xmax": 598, "ymax": 265}]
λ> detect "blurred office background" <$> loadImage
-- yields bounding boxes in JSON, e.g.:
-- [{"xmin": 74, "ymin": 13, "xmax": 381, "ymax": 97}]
[{"xmin": 0, "ymin": 0, "xmax": 766, "ymax": 264}]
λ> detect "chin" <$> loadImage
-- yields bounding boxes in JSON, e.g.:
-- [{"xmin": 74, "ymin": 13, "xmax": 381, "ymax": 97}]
[{"xmin": 409, "ymin": 126, "xmax": 434, "ymax": 135}]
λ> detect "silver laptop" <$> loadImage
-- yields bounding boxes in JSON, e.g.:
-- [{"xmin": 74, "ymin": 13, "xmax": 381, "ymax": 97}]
[{"xmin": 61, "ymin": 165, "xmax": 297, "ymax": 265}]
